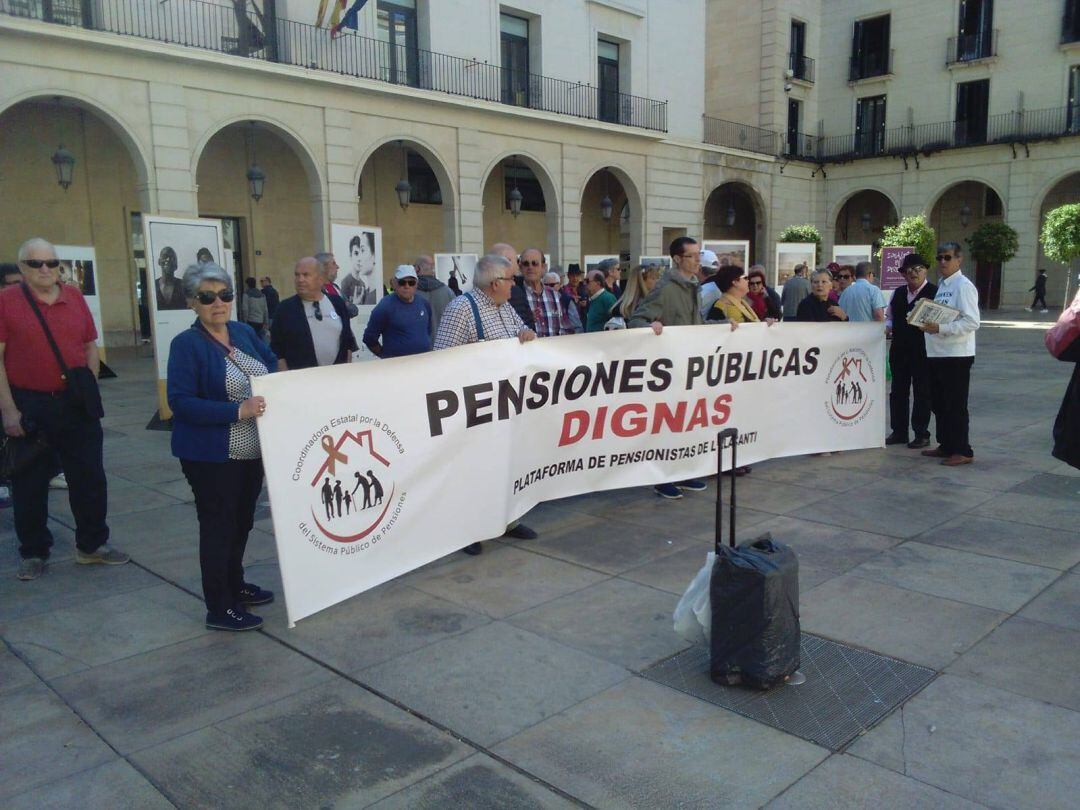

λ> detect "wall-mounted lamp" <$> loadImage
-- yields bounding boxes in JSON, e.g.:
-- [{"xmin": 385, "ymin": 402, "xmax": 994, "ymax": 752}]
[{"xmin": 395, "ymin": 140, "xmax": 411, "ymax": 210}]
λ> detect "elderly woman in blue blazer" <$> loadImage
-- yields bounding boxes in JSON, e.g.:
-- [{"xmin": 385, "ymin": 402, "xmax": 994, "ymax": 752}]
[{"xmin": 167, "ymin": 262, "xmax": 277, "ymax": 632}]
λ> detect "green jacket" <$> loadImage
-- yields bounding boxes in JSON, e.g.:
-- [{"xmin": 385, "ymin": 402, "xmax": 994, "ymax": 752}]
[
  {"xmin": 586, "ymin": 289, "xmax": 618, "ymax": 332},
  {"xmin": 628, "ymin": 270, "xmax": 703, "ymax": 328}
]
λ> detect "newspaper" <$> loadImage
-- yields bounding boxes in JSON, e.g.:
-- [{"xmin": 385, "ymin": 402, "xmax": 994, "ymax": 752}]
[{"xmin": 907, "ymin": 298, "xmax": 962, "ymax": 326}]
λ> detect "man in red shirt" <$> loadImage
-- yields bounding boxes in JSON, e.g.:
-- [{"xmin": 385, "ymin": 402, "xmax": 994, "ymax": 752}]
[{"xmin": 0, "ymin": 238, "xmax": 128, "ymax": 580}]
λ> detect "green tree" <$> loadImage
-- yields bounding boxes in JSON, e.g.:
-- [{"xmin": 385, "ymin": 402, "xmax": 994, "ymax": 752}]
[
  {"xmin": 1041, "ymin": 204, "xmax": 1080, "ymax": 304},
  {"xmin": 777, "ymin": 224, "xmax": 822, "ymax": 265},
  {"xmin": 966, "ymin": 221, "xmax": 1019, "ymax": 265},
  {"xmin": 875, "ymin": 215, "xmax": 936, "ymax": 264}
]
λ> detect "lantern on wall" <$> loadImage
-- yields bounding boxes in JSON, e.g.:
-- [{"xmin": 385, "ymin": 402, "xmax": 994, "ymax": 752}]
[
  {"xmin": 246, "ymin": 122, "xmax": 266, "ymax": 202},
  {"xmin": 959, "ymin": 201, "xmax": 972, "ymax": 228},
  {"xmin": 395, "ymin": 140, "xmax": 411, "ymax": 210}
]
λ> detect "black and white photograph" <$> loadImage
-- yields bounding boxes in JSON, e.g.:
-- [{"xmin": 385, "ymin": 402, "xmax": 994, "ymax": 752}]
[
  {"xmin": 333, "ymin": 224, "xmax": 382, "ymax": 308},
  {"xmin": 434, "ymin": 253, "xmax": 478, "ymax": 295},
  {"xmin": 55, "ymin": 244, "xmax": 105, "ymax": 354},
  {"xmin": 142, "ymin": 215, "xmax": 225, "ymax": 380},
  {"xmin": 702, "ymin": 240, "xmax": 750, "ymax": 270},
  {"xmin": 584, "ymin": 254, "xmax": 619, "ymax": 275}
]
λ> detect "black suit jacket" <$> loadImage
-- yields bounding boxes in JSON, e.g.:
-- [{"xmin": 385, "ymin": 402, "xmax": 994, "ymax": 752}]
[
  {"xmin": 888, "ymin": 282, "xmax": 938, "ymax": 359},
  {"xmin": 270, "ymin": 294, "xmax": 358, "ymax": 370},
  {"xmin": 509, "ymin": 278, "xmax": 536, "ymax": 330}
]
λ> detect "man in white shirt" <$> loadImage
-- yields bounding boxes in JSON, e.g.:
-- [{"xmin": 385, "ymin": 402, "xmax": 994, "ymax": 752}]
[{"xmin": 918, "ymin": 242, "xmax": 980, "ymax": 466}]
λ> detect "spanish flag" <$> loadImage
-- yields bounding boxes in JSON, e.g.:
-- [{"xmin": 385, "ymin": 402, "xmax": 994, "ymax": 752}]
[{"xmin": 331, "ymin": 0, "xmax": 370, "ymax": 38}]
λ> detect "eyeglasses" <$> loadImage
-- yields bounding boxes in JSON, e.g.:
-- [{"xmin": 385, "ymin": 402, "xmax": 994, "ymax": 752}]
[
  {"xmin": 194, "ymin": 290, "xmax": 235, "ymax": 305},
  {"xmin": 544, "ymin": 281, "xmax": 560, "ymax": 287},
  {"xmin": 397, "ymin": 278, "xmax": 417, "ymax": 286},
  {"xmin": 748, "ymin": 280, "xmax": 763, "ymax": 286},
  {"xmin": 936, "ymin": 254, "xmax": 954, "ymax": 261},
  {"xmin": 22, "ymin": 259, "xmax": 61, "ymax": 269},
  {"xmin": 312, "ymin": 300, "xmax": 323, "ymax": 321},
  {"xmin": 520, "ymin": 259, "xmax": 543, "ymax": 267}
]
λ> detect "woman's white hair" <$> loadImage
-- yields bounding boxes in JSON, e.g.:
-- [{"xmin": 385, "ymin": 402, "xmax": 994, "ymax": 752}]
[{"xmin": 181, "ymin": 262, "xmax": 232, "ymax": 299}]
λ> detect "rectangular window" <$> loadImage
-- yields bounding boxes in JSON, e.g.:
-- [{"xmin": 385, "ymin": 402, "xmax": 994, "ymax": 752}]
[
  {"xmin": 377, "ymin": 0, "xmax": 420, "ymax": 87},
  {"xmin": 407, "ymin": 151, "xmax": 441, "ymax": 205},
  {"xmin": 504, "ymin": 165, "xmax": 546, "ymax": 212},
  {"xmin": 956, "ymin": 79, "xmax": 990, "ymax": 145},
  {"xmin": 850, "ymin": 15, "xmax": 890, "ymax": 81},
  {"xmin": 598, "ymin": 39, "xmax": 621, "ymax": 124},
  {"xmin": 955, "ymin": 0, "xmax": 994, "ymax": 61},
  {"xmin": 1068, "ymin": 65, "xmax": 1080, "ymax": 132},
  {"xmin": 855, "ymin": 95, "xmax": 887, "ymax": 155},
  {"xmin": 500, "ymin": 13, "xmax": 530, "ymax": 107},
  {"xmin": 1064, "ymin": 0, "xmax": 1080, "ymax": 44},
  {"xmin": 787, "ymin": 99, "xmax": 801, "ymax": 156},
  {"xmin": 789, "ymin": 20, "xmax": 812, "ymax": 81}
]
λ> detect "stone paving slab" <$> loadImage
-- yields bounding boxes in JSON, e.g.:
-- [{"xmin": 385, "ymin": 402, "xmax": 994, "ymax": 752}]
[
  {"xmin": 507, "ymin": 576, "xmax": 689, "ymax": 670},
  {"xmin": 404, "ymin": 543, "xmax": 608, "ymax": 619},
  {"xmin": 847, "ymin": 541, "xmax": 1062, "ymax": 612},
  {"xmin": 765, "ymin": 754, "xmax": 988, "ymax": 809},
  {"xmin": 361, "ymin": 621, "xmax": 629, "ymax": 747},
  {"xmin": 0, "ymin": 582, "xmax": 208, "ymax": 679},
  {"xmin": 494, "ymin": 677, "xmax": 828, "ymax": 809},
  {"xmin": 916, "ymin": 514, "xmax": 1080, "ymax": 570},
  {"xmin": 976, "ymin": 491, "xmax": 1080, "ymax": 533},
  {"xmin": 50, "ymin": 632, "xmax": 335, "ymax": 754},
  {"xmin": 130, "ymin": 679, "xmax": 474, "ymax": 809},
  {"xmin": 0, "ymin": 560, "xmax": 162, "ymax": 622},
  {"xmin": 946, "ymin": 616, "xmax": 1080, "ymax": 712},
  {"xmin": 1018, "ymin": 573, "xmax": 1080, "ymax": 630},
  {"xmin": 849, "ymin": 675, "xmax": 1080, "ymax": 810},
  {"xmin": 5, "ymin": 759, "xmax": 173, "ymax": 810},
  {"xmin": 369, "ymin": 753, "xmax": 581, "ymax": 809},
  {"xmin": 0, "ymin": 644, "xmax": 37, "ymax": 695},
  {"xmin": 0, "ymin": 682, "xmax": 116, "ymax": 801},
  {"xmin": 800, "ymin": 575, "xmax": 1006, "ymax": 669}
]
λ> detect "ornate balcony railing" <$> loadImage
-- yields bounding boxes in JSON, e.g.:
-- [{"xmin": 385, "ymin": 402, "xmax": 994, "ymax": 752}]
[
  {"xmin": 0, "ymin": 0, "xmax": 668, "ymax": 132},
  {"xmin": 702, "ymin": 116, "xmax": 779, "ymax": 155}
]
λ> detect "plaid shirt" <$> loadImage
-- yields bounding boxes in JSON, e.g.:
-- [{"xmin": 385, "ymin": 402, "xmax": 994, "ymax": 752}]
[
  {"xmin": 523, "ymin": 284, "xmax": 565, "ymax": 337},
  {"xmin": 433, "ymin": 288, "xmax": 527, "ymax": 349}
]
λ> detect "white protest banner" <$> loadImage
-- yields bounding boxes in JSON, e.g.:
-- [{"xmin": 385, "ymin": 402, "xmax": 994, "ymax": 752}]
[{"xmin": 255, "ymin": 323, "xmax": 885, "ymax": 625}]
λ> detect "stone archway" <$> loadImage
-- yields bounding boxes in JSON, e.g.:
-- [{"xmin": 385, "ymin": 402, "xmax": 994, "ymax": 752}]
[
  {"xmin": 580, "ymin": 166, "xmax": 643, "ymax": 267},
  {"xmin": 0, "ymin": 97, "xmax": 150, "ymax": 345},
  {"xmin": 704, "ymin": 182, "xmax": 765, "ymax": 264},
  {"xmin": 356, "ymin": 139, "xmax": 457, "ymax": 281},
  {"xmin": 930, "ymin": 180, "xmax": 1006, "ymax": 308},
  {"xmin": 1037, "ymin": 171, "xmax": 1080, "ymax": 308},
  {"xmin": 833, "ymin": 189, "xmax": 898, "ymax": 253},
  {"xmin": 481, "ymin": 154, "xmax": 559, "ymax": 262}
]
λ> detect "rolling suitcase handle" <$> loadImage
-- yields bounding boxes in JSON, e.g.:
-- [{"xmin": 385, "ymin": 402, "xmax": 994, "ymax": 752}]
[{"xmin": 715, "ymin": 427, "xmax": 739, "ymax": 552}]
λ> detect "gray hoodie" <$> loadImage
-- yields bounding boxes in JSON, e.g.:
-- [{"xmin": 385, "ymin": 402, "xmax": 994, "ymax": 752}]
[{"xmin": 417, "ymin": 275, "xmax": 456, "ymax": 337}]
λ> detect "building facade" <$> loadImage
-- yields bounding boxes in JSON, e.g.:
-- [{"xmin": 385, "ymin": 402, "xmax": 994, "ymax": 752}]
[{"xmin": 1, "ymin": 0, "xmax": 1078, "ymax": 346}]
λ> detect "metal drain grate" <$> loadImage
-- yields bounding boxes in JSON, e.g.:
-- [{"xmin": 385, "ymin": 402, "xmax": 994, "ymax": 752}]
[{"xmin": 640, "ymin": 634, "xmax": 936, "ymax": 751}]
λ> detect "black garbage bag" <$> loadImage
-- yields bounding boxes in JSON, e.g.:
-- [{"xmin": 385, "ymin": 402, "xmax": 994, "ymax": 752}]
[{"xmin": 709, "ymin": 532, "xmax": 800, "ymax": 690}]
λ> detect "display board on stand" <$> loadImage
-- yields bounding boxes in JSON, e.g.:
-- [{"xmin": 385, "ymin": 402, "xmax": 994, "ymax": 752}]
[
  {"xmin": 702, "ymin": 240, "xmax": 750, "ymax": 270},
  {"xmin": 141, "ymin": 216, "xmax": 226, "ymax": 420},
  {"xmin": 879, "ymin": 246, "xmax": 914, "ymax": 292},
  {"xmin": 54, "ymin": 245, "xmax": 106, "ymax": 364},
  {"xmin": 433, "ymin": 253, "xmax": 477, "ymax": 296},
  {"xmin": 330, "ymin": 223, "xmax": 383, "ymax": 364},
  {"xmin": 832, "ymin": 245, "xmax": 873, "ymax": 268},
  {"xmin": 775, "ymin": 243, "xmax": 816, "ymax": 287}
]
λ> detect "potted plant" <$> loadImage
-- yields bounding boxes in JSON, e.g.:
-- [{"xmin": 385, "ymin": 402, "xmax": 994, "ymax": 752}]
[
  {"xmin": 875, "ymin": 215, "xmax": 936, "ymax": 264},
  {"xmin": 777, "ymin": 224, "xmax": 822, "ymax": 266},
  {"xmin": 1041, "ymin": 203, "xmax": 1080, "ymax": 304}
]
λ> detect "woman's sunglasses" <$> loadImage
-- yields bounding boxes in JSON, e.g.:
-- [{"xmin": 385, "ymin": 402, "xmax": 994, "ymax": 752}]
[{"xmin": 195, "ymin": 290, "xmax": 235, "ymax": 305}]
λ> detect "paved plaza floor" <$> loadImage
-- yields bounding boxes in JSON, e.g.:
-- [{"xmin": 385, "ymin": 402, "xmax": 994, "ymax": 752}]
[{"xmin": 2, "ymin": 310, "xmax": 1079, "ymax": 808}]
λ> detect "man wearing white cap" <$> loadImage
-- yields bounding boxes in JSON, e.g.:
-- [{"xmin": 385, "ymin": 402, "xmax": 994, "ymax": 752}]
[
  {"xmin": 362, "ymin": 265, "xmax": 431, "ymax": 358},
  {"xmin": 698, "ymin": 248, "xmax": 722, "ymax": 318}
]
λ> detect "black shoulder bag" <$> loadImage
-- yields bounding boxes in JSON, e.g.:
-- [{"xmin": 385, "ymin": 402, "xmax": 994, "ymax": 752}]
[{"xmin": 21, "ymin": 283, "xmax": 105, "ymax": 420}]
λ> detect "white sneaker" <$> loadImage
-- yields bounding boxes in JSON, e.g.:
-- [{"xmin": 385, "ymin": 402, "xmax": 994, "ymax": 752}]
[
  {"xmin": 1041, "ymin": 309, "xmax": 1049, "ymax": 313},
  {"xmin": 1024, "ymin": 307, "xmax": 1032, "ymax": 312},
  {"xmin": 49, "ymin": 473, "xmax": 68, "ymax": 490}
]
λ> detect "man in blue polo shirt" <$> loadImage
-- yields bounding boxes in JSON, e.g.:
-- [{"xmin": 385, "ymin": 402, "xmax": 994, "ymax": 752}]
[
  {"xmin": 838, "ymin": 261, "xmax": 886, "ymax": 323},
  {"xmin": 363, "ymin": 265, "xmax": 431, "ymax": 358}
]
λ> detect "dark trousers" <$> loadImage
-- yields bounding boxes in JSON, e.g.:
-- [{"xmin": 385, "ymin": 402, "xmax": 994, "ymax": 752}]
[
  {"xmin": 11, "ymin": 389, "xmax": 109, "ymax": 560},
  {"xmin": 889, "ymin": 345, "xmax": 933, "ymax": 439},
  {"xmin": 181, "ymin": 458, "xmax": 263, "ymax": 614},
  {"xmin": 928, "ymin": 356, "xmax": 974, "ymax": 458},
  {"xmin": 1031, "ymin": 293, "xmax": 1047, "ymax": 309}
]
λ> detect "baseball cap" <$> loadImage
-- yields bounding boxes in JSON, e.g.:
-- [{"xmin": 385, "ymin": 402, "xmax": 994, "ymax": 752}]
[
  {"xmin": 700, "ymin": 249, "xmax": 719, "ymax": 268},
  {"xmin": 394, "ymin": 265, "xmax": 417, "ymax": 280}
]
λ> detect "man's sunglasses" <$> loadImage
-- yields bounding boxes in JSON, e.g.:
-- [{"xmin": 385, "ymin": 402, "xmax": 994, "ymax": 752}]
[
  {"xmin": 23, "ymin": 259, "xmax": 61, "ymax": 269},
  {"xmin": 544, "ymin": 281, "xmax": 560, "ymax": 287},
  {"xmin": 520, "ymin": 259, "xmax": 543, "ymax": 267},
  {"xmin": 936, "ymin": 254, "xmax": 954, "ymax": 261},
  {"xmin": 397, "ymin": 278, "xmax": 417, "ymax": 286},
  {"xmin": 195, "ymin": 290, "xmax": 235, "ymax": 305}
]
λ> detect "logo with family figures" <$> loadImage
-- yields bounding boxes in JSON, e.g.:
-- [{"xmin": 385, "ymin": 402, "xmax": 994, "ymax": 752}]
[
  {"xmin": 825, "ymin": 349, "xmax": 877, "ymax": 426},
  {"xmin": 307, "ymin": 428, "xmax": 397, "ymax": 543}
]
